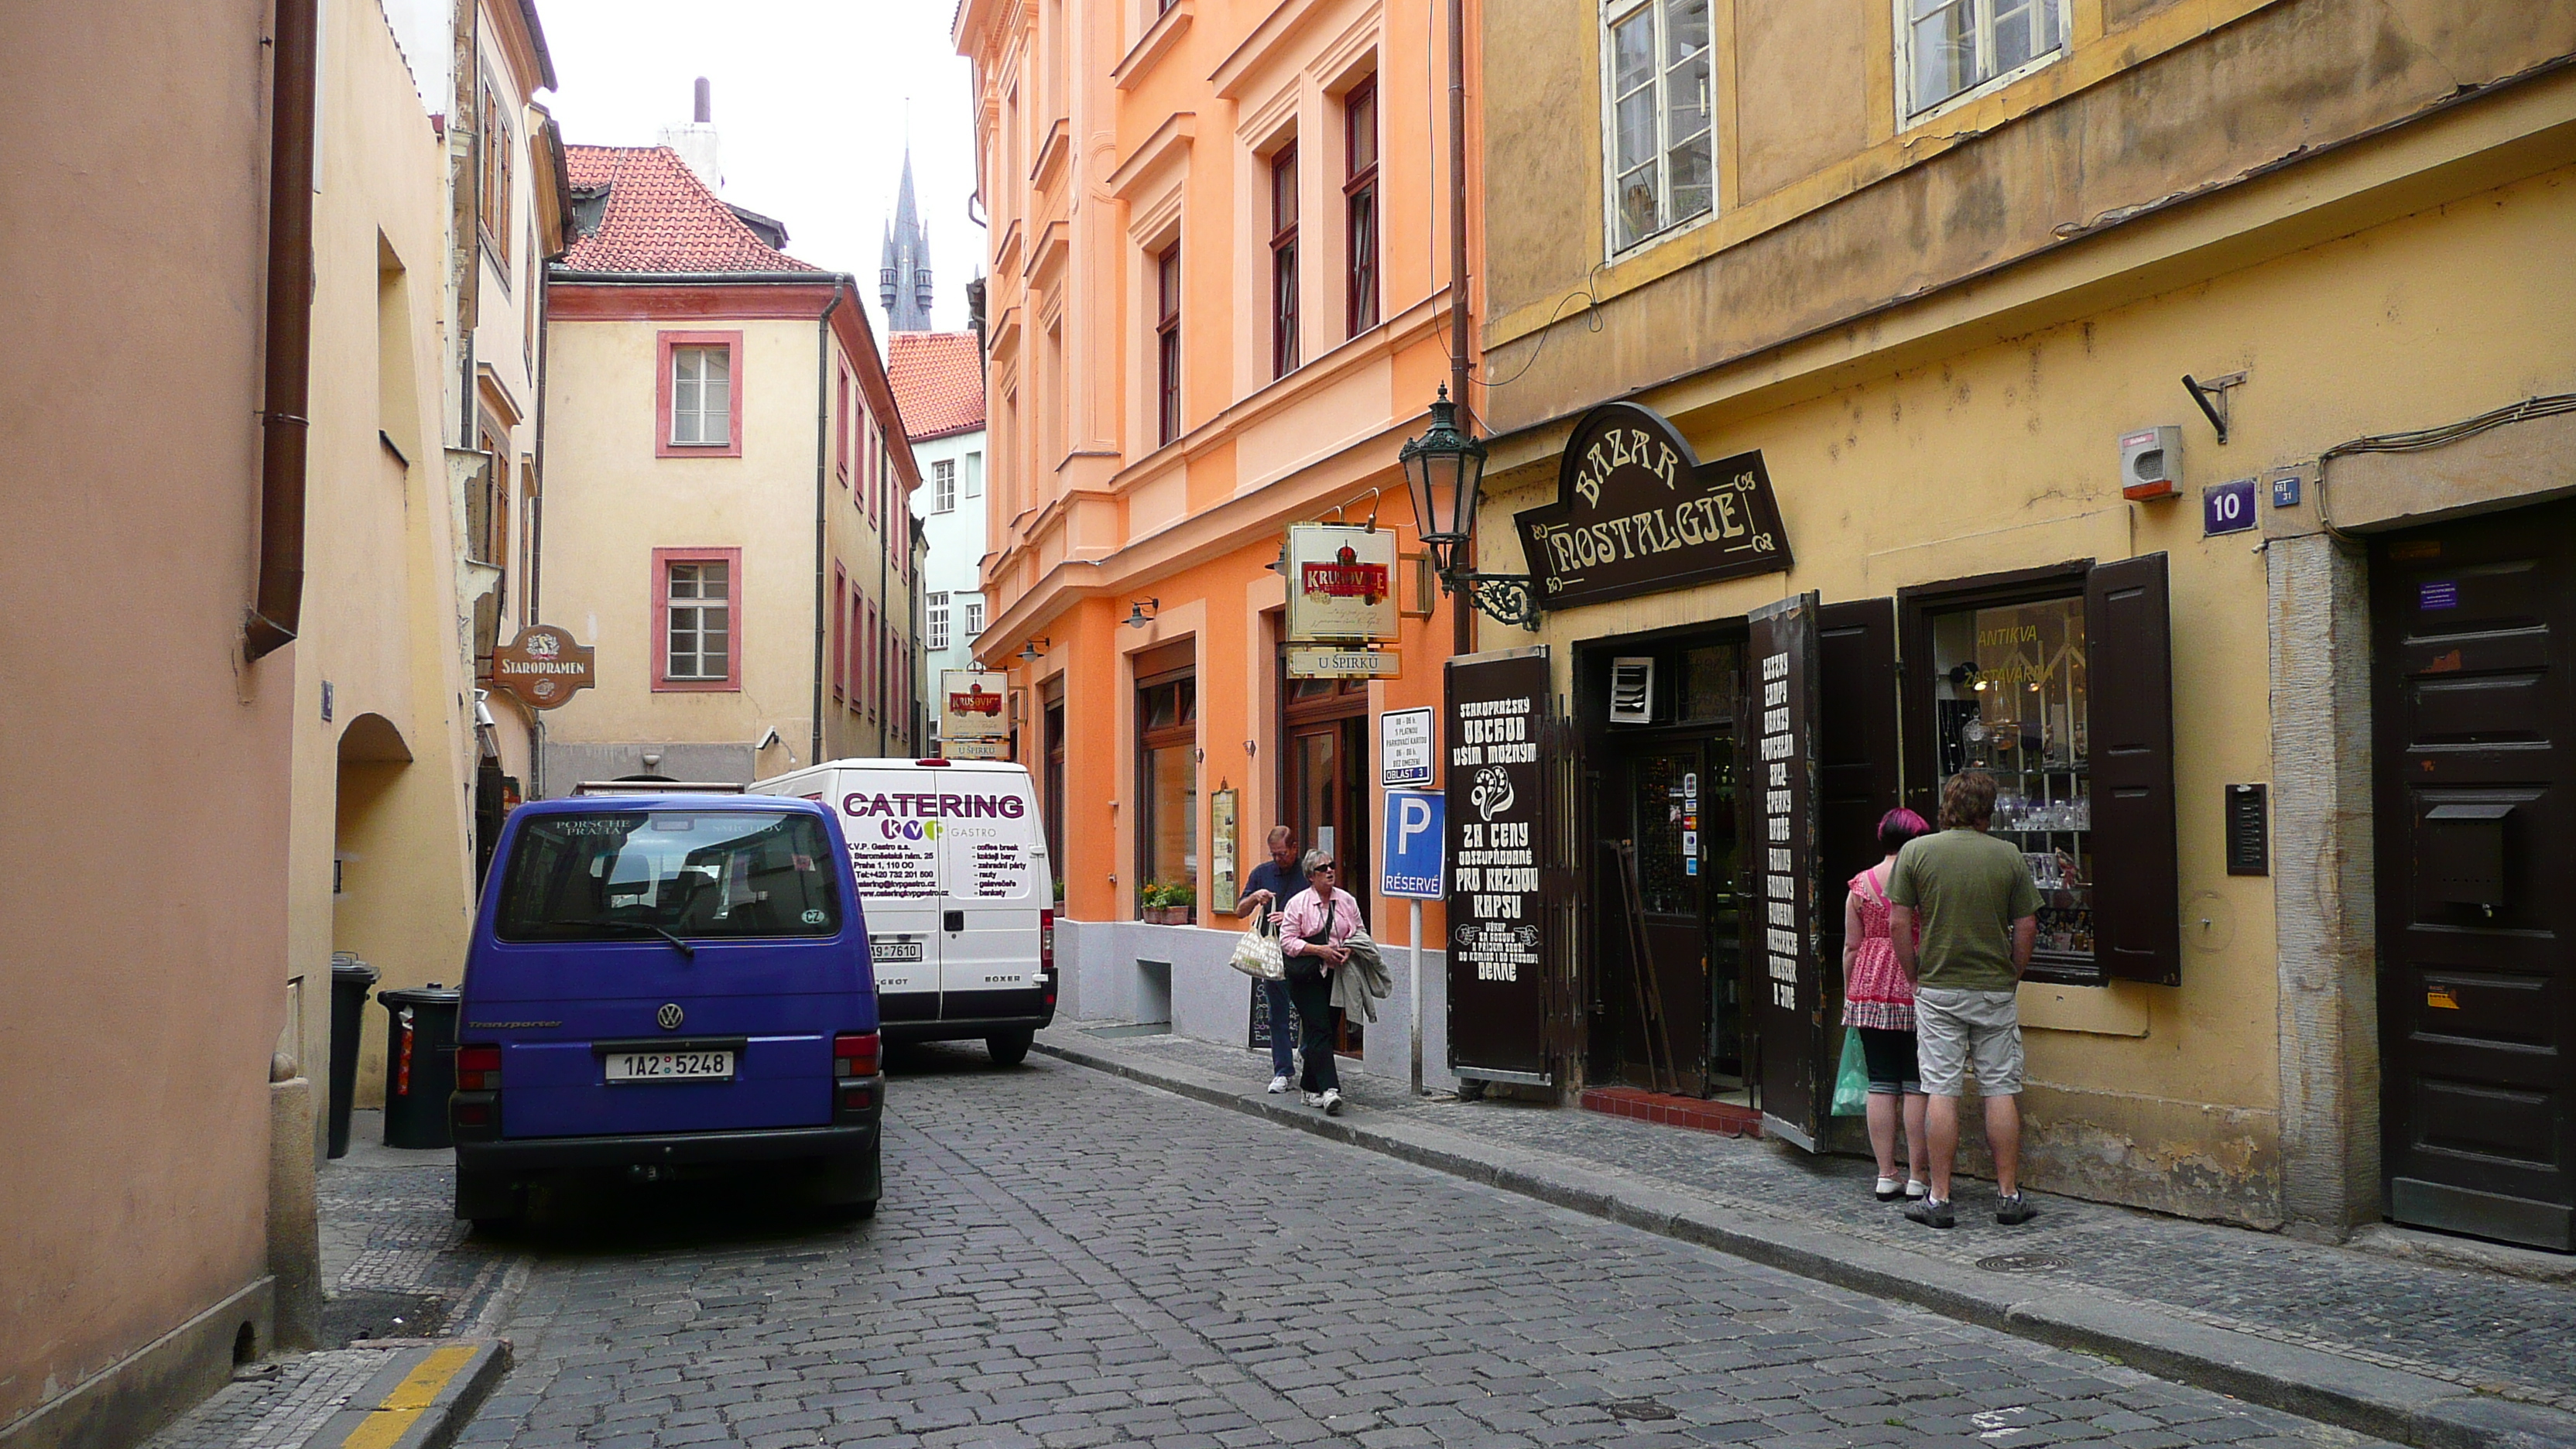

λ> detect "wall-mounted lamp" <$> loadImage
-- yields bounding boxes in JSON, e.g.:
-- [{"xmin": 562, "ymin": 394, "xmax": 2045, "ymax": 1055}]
[
  {"xmin": 1400, "ymin": 385, "xmax": 1537, "ymax": 629},
  {"xmin": 1016, "ymin": 635, "xmax": 1052, "ymax": 663},
  {"xmin": 1125, "ymin": 598, "xmax": 1160, "ymax": 629}
]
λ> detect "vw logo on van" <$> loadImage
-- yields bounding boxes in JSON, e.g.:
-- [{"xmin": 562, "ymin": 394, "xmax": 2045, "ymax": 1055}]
[{"xmin": 656, "ymin": 1002, "xmax": 684, "ymax": 1031}]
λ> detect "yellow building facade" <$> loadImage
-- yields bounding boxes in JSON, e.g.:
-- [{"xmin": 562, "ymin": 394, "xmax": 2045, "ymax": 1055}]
[
  {"xmin": 1467, "ymin": 0, "xmax": 2576, "ymax": 1238},
  {"xmin": 539, "ymin": 145, "xmax": 923, "ymax": 790}
]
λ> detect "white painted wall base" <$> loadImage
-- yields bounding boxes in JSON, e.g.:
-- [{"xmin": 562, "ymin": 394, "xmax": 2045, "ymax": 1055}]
[{"xmin": 1053, "ymin": 918, "xmax": 1458, "ymax": 1094}]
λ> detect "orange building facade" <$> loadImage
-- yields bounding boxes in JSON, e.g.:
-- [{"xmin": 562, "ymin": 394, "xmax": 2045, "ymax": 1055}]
[{"xmin": 954, "ymin": 0, "xmax": 1478, "ymax": 1063}]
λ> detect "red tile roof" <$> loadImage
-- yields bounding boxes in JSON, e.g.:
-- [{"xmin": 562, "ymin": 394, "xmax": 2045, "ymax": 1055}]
[
  {"xmin": 886, "ymin": 331, "xmax": 986, "ymax": 441},
  {"xmin": 560, "ymin": 145, "xmax": 820, "ymax": 275}
]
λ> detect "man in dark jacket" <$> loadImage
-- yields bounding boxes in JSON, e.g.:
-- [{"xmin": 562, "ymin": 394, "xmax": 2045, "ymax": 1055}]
[{"xmin": 1235, "ymin": 827, "xmax": 1307, "ymax": 1093}]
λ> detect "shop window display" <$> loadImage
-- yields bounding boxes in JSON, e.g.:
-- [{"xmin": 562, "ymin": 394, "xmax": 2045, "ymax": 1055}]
[
  {"xmin": 1137, "ymin": 675, "xmax": 1198, "ymax": 922},
  {"xmin": 1928, "ymin": 594, "xmax": 2095, "ymax": 971}
]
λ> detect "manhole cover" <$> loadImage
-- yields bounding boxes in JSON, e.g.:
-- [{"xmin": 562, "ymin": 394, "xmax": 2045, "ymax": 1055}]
[
  {"xmin": 1976, "ymin": 1252, "xmax": 2071, "ymax": 1273},
  {"xmin": 1601, "ymin": 1399, "xmax": 1677, "ymax": 1422}
]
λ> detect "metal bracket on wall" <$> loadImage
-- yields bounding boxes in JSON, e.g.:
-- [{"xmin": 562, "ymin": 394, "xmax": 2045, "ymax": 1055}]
[
  {"xmin": 2182, "ymin": 371, "xmax": 2247, "ymax": 444},
  {"xmin": 1444, "ymin": 570, "xmax": 1544, "ymax": 630}
]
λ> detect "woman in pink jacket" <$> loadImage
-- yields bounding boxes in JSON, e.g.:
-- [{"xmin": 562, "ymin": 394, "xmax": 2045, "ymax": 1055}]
[{"xmin": 1279, "ymin": 847, "xmax": 1361, "ymax": 1115}]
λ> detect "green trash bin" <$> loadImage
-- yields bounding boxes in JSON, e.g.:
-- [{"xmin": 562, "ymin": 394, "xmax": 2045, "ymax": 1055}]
[{"xmin": 379, "ymin": 985, "xmax": 461, "ymax": 1149}]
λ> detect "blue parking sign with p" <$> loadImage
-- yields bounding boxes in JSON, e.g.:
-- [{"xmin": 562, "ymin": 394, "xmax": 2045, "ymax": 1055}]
[{"xmin": 1382, "ymin": 790, "xmax": 1445, "ymax": 900}]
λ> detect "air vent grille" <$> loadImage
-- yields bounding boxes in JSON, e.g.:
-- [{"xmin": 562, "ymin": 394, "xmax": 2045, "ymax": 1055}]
[{"xmin": 1608, "ymin": 657, "xmax": 1655, "ymax": 724}]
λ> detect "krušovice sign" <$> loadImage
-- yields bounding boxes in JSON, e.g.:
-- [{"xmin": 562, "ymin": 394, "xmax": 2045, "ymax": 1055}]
[
  {"xmin": 1284, "ymin": 524, "xmax": 1399, "ymax": 642},
  {"xmin": 1514, "ymin": 401, "xmax": 1792, "ymax": 609},
  {"xmin": 488, "ymin": 624, "xmax": 595, "ymax": 709},
  {"xmin": 940, "ymin": 671, "xmax": 1010, "ymax": 759}
]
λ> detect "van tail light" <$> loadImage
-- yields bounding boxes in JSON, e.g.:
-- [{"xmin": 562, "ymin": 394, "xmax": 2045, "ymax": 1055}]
[
  {"xmin": 1040, "ymin": 909, "xmax": 1056, "ymax": 975},
  {"xmin": 457, "ymin": 1043, "xmax": 502, "ymax": 1092},
  {"xmin": 834, "ymin": 1031, "xmax": 882, "ymax": 1079}
]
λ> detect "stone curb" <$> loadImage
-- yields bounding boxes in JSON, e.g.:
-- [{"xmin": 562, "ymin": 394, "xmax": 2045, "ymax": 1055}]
[
  {"xmin": 295, "ymin": 1339, "xmax": 510, "ymax": 1449},
  {"xmin": 1035, "ymin": 1033, "xmax": 2576, "ymax": 1449}
]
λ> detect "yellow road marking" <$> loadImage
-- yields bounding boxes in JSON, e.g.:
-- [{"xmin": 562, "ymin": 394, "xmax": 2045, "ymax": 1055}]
[{"xmin": 341, "ymin": 1345, "xmax": 479, "ymax": 1449}]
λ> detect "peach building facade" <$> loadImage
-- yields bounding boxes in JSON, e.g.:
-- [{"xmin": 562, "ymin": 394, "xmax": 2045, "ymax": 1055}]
[{"xmin": 954, "ymin": 0, "xmax": 1477, "ymax": 1067}]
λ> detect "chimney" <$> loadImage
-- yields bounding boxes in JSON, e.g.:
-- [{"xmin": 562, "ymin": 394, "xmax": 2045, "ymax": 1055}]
[{"xmin": 657, "ymin": 77, "xmax": 722, "ymax": 191}]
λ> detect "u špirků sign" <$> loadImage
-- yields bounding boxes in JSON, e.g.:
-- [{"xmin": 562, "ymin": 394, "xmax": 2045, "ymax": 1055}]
[
  {"xmin": 488, "ymin": 624, "xmax": 595, "ymax": 709},
  {"xmin": 1513, "ymin": 401, "xmax": 1793, "ymax": 610}
]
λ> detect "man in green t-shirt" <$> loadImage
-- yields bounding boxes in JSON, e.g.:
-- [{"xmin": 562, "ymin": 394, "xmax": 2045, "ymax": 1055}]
[{"xmin": 1889, "ymin": 769, "xmax": 2043, "ymax": 1229}]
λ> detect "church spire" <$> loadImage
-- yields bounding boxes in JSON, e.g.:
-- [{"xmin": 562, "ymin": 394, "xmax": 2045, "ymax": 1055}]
[{"xmin": 879, "ymin": 142, "xmax": 934, "ymax": 332}]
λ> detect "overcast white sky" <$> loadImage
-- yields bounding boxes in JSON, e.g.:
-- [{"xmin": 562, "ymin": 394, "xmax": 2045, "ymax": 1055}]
[{"xmin": 535, "ymin": 0, "xmax": 983, "ymax": 341}]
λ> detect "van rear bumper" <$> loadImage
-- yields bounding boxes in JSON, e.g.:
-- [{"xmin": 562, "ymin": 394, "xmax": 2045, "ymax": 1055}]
[
  {"xmin": 458, "ymin": 1120, "xmax": 875, "ymax": 1173},
  {"xmin": 883, "ymin": 1011, "xmax": 1056, "ymax": 1043}
]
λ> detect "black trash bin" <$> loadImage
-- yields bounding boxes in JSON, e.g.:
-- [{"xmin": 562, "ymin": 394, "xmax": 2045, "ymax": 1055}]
[
  {"xmin": 327, "ymin": 956, "xmax": 379, "ymax": 1159},
  {"xmin": 380, "ymin": 985, "xmax": 462, "ymax": 1150}
]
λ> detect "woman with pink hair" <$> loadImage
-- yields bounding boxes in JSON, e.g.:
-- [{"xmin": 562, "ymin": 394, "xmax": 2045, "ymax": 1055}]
[{"xmin": 1842, "ymin": 807, "xmax": 1933, "ymax": 1201}]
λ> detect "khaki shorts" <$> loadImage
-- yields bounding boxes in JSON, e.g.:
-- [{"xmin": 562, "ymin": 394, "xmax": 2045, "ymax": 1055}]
[{"xmin": 1913, "ymin": 986, "xmax": 2024, "ymax": 1097}]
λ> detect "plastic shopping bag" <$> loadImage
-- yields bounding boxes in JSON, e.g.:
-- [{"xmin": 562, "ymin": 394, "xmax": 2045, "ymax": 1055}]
[{"xmin": 1831, "ymin": 1026, "xmax": 1869, "ymax": 1117}]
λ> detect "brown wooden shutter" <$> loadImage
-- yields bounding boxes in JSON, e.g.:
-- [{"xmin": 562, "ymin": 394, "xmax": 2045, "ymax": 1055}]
[
  {"xmin": 2087, "ymin": 553, "xmax": 2181, "ymax": 985},
  {"xmin": 1817, "ymin": 598, "xmax": 1900, "ymax": 1007}
]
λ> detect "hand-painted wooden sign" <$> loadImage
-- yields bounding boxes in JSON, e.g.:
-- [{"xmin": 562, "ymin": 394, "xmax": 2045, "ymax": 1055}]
[{"xmin": 1514, "ymin": 401, "xmax": 1792, "ymax": 610}]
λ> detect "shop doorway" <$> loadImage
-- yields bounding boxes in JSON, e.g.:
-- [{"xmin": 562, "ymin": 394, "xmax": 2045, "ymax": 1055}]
[
  {"xmin": 1579, "ymin": 635, "xmax": 1747, "ymax": 1100},
  {"xmin": 1283, "ymin": 671, "xmax": 1368, "ymax": 1055},
  {"xmin": 2372, "ymin": 498, "xmax": 2576, "ymax": 1252}
]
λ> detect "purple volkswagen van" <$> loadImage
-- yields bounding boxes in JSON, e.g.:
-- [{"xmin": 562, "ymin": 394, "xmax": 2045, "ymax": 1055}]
[{"xmin": 449, "ymin": 795, "xmax": 882, "ymax": 1226}]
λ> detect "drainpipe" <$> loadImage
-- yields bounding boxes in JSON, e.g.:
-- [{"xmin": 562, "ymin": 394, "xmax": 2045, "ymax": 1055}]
[
  {"xmin": 1447, "ymin": 0, "xmax": 1475, "ymax": 659},
  {"xmin": 246, "ymin": 0, "xmax": 320, "ymax": 660},
  {"xmin": 878, "ymin": 444, "xmax": 892, "ymax": 759},
  {"xmin": 813, "ymin": 279, "xmax": 844, "ymax": 768}
]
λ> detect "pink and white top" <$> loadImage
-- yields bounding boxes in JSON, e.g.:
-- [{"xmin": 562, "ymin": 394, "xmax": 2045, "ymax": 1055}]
[
  {"xmin": 1280, "ymin": 888, "xmax": 1362, "ymax": 962},
  {"xmin": 1842, "ymin": 864, "xmax": 1919, "ymax": 1033}
]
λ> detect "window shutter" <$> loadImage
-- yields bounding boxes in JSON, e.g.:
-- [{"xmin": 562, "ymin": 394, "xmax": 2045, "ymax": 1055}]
[
  {"xmin": 1817, "ymin": 597, "xmax": 1899, "ymax": 991},
  {"xmin": 2086, "ymin": 553, "xmax": 2180, "ymax": 985}
]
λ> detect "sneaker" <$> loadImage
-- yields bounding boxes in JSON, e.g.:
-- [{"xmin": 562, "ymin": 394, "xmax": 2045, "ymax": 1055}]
[
  {"xmin": 1904, "ymin": 1197, "xmax": 1956, "ymax": 1229},
  {"xmin": 1267, "ymin": 1074, "xmax": 1290, "ymax": 1094},
  {"xmin": 1906, "ymin": 1180, "xmax": 1929, "ymax": 1199},
  {"xmin": 1301, "ymin": 1091, "xmax": 1326, "ymax": 1107},
  {"xmin": 1874, "ymin": 1177, "xmax": 1904, "ymax": 1203},
  {"xmin": 1995, "ymin": 1193, "xmax": 2038, "ymax": 1226},
  {"xmin": 1321, "ymin": 1088, "xmax": 1345, "ymax": 1116}
]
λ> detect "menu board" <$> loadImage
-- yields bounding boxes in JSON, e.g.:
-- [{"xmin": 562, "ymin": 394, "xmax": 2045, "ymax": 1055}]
[{"xmin": 1445, "ymin": 648, "xmax": 1553, "ymax": 1081}]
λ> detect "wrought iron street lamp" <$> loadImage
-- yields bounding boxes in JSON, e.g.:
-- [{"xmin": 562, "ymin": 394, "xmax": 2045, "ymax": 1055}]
[{"xmin": 1399, "ymin": 385, "xmax": 1537, "ymax": 630}]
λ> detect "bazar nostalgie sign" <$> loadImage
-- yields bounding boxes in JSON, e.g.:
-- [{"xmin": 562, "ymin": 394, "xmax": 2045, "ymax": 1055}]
[
  {"xmin": 940, "ymin": 671, "xmax": 1010, "ymax": 760},
  {"xmin": 1513, "ymin": 402, "xmax": 1792, "ymax": 610},
  {"xmin": 1284, "ymin": 524, "xmax": 1399, "ymax": 643},
  {"xmin": 488, "ymin": 624, "xmax": 595, "ymax": 709}
]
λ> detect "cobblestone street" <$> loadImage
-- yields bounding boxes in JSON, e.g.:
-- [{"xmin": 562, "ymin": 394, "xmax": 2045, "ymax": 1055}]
[{"xmin": 417, "ymin": 1046, "xmax": 2385, "ymax": 1449}]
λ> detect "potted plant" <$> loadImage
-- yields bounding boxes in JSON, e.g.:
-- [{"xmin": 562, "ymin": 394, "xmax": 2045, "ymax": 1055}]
[
  {"xmin": 1166, "ymin": 882, "xmax": 1196, "ymax": 927},
  {"xmin": 1138, "ymin": 882, "xmax": 1170, "ymax": 923}
]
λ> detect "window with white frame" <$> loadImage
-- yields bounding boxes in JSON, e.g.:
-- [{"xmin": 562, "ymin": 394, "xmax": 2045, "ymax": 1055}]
[
  {"xmin": 1903, "ymin": 0, "xmax": 2065, "ymax": 118},
  {"xmin": 670, "ymin": 345, "xmax": 731, "ymax": 446},
  {"xmin": 933, "ymin": 458, "xmax": 957, "ymax": 513},
  {"xmin": 964, "ymin": 450, "xmax": 984, "ymax": 498},
  {"xmin": 964, "ymin": 597, "xmax": 985, "ymax": 637},
  {"xmin": 664, "ymin": 560, "xmax": 730, "ymax": 681},
  {"xmin": 928, "ymin": 592, "xmax": 951, "ymax": 652},
  {"xmin": 1604, "ymin": 0, "xmax": 1714, "ymax": 255}
]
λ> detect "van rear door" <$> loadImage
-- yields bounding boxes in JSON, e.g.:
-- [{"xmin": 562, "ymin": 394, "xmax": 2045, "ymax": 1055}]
[
  {"xmin": 935, "ymin": 770, "xmax": 1048, "ymax": 1019},
  {"xmin": 827, "ymin": 768, "xmax": 944, "ymax": 1026},
  {"xmin": 479, "ymin": 807, "xmax": 856, "ymax": 1138}
]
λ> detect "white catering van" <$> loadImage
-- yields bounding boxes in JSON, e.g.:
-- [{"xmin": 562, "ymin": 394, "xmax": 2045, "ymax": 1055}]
[{"xmin": 748, "ymin": 759, "xmax": 1055, "ymax": 1064}]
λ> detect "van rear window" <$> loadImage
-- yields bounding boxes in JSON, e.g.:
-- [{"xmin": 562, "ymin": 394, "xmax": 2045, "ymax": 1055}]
[{"xmin": 496, "ymin": 811, "xmax": 841, "ymax": 942}]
